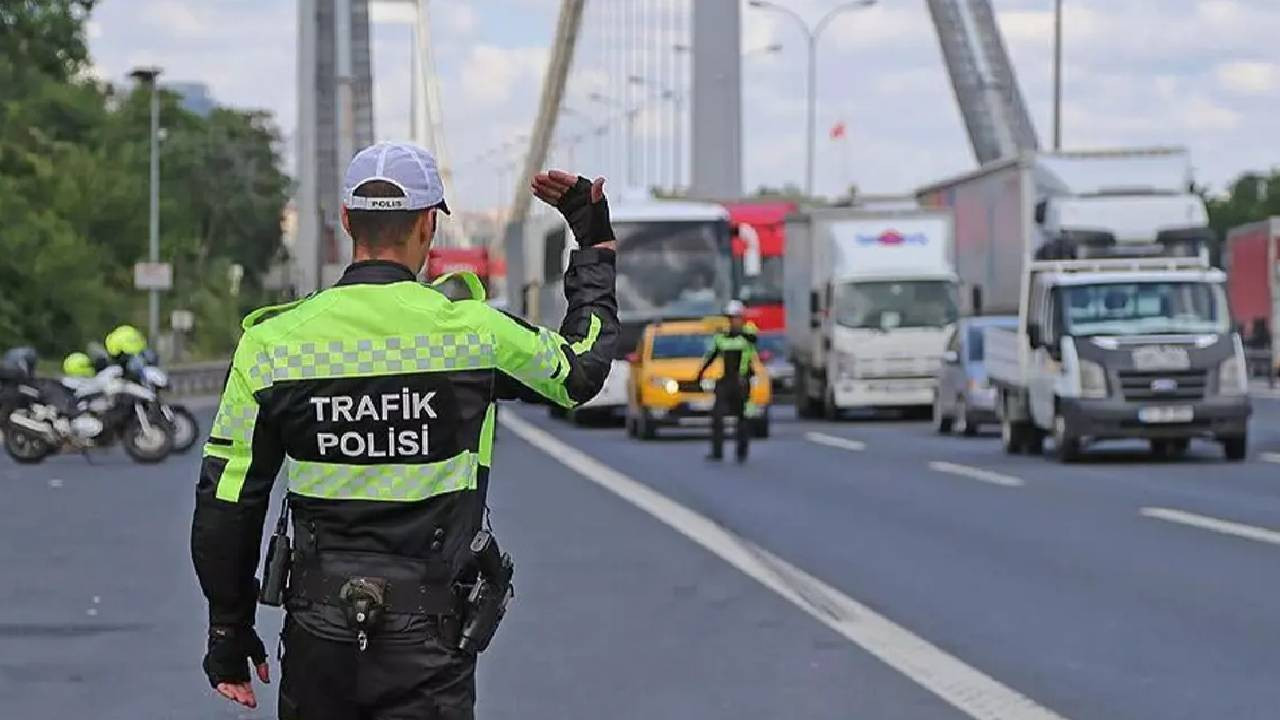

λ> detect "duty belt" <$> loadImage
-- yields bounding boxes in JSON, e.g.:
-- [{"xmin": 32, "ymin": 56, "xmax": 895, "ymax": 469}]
[{"xmin": 287, "ymin": 550, "xmax": 459, "ymax": 617}]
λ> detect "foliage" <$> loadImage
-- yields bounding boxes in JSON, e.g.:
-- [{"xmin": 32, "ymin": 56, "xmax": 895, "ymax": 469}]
[
  {"xmin": 0, "ymin": 1, "xmax": 290, "ymax": 359},
  {"xmin": 1206, "ymin": 171, "xmax": 1280, "ymax": 240}
]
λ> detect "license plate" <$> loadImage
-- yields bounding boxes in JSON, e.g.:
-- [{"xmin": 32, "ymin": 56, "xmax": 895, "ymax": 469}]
[
  {"xmin": 1138, "ymin": 405, "xmax": 1194, "ymax": 424},
  {"xmin": 688, "ymin": 398, "xmax": 714, "ymax": 412}
]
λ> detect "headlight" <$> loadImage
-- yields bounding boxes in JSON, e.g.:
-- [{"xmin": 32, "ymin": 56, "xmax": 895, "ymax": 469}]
[
  {"xmin": 1218, "ymin": 352, "xmax": 1247, "ymax": 396},
  {"xmin": 837, "ymin": 352, "xmax": 857, "ymax": 379},
  {"xmin": 648, "ymin": 376, "xmax": 679, "ymax": 394},
  {"xmin": 1079, "ymin": 359, "xmax": 1108, "ymax": 398}
]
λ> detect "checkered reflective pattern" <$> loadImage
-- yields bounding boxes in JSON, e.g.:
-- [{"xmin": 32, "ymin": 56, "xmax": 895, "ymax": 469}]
[
  {"xmin": 210, "ymin": 401, "xmax": 257, "ymax": 445},
  {"xmin": 519, "ymin": 329, "xmax": 564, "ymax": 381},
  {"xmin": 287, "ymin": 451, "xmax": 478, "ymax": 501},
  {"xmin": 264, "ymin": 333, "xmax": 497, "ymax": 382}
]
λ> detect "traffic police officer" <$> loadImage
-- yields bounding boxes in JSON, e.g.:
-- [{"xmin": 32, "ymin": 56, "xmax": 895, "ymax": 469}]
[
  {"xmin": 695, "ymin": 301, "xmax": 759, "ymax": 462},
  {"xmin": 191, "ymin": 141, "xmax": 619, "ymax": 719}
]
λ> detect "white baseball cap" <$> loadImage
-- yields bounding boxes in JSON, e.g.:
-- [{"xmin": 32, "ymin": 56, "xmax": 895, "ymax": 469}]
[{"xmin": 342, "ymin": 141, "xmax": 451, "ymax": 214}]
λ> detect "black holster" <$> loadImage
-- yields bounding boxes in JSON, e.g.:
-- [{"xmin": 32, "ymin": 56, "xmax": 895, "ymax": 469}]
[{"xmin": 457, "ymin": 530, "xmax": 514, "ymax": 655}]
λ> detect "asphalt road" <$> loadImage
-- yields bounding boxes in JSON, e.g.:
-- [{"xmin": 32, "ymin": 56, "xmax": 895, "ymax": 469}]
[{"xmin": 2, "ymin": 393, "xmax": 1280, "ymax": 719}]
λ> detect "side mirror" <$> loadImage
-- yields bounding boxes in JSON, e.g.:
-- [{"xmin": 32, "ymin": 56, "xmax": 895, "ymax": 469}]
[
  {"xmin": 971, "ymin": 286, "xmax": 984, "ymax": 316},
  {"xmin": 942, "ymin": 350, "xmax": 959, "ymax": 364},
  {"xmin": 1034, "ymin": 200, "xmax": 1048, "ymax": 225},
  {"xmin": 809, "ymin": 290, "xmax": 820, "ymax": 314},
  {"xmin": 739, "ymin": 223, "xmax": 762, "ymax": 277},
  {"xmin": 625, "ymin": 351, "xmax": 640, "ymax": 364},
  {"xmin": 1027, "ymin": 324, "xmax": 1042, "ymax": 348}
]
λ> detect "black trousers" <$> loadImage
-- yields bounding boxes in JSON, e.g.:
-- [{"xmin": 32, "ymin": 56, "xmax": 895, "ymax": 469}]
[
  {"xmin": 278, "ymin": 617, "xmax": 476, "ymax": 720},
  {"xmin": 709, "ymin": 382, "xmax": 749, "ymax": 460}
]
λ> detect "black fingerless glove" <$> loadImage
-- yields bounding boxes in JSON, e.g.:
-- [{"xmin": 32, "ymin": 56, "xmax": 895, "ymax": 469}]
[
  {"xmin": 202, "ymin": 625, "xmax": 268, "ymax": 688},
  {"xmin": 556, "ymin": 176, "xmax": 615, "ymax": 247}
]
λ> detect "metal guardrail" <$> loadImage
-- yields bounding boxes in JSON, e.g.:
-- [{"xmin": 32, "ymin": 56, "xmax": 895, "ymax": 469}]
[
  {"xmin": 168, "ymin": 360, "xmax": 229, "ymax": 398},
  {"xmin": 1245, "ymin": 348, "xmax": 1275, "ymax": 389}
]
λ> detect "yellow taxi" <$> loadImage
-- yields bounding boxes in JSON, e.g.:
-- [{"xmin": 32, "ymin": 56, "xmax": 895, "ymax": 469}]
[{"xmin": 625, "ymin": 318, "xmax": 771, "ymax": 440}]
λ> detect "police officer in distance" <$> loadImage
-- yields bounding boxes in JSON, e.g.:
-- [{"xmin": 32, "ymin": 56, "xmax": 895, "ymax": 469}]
[
  {"xmin": 695, "ymin": 300, "xmax": 759, "ymax": 462},
  {"xmin": 191, "ymin": 140, "xmax": 619, "ymax": 719}
]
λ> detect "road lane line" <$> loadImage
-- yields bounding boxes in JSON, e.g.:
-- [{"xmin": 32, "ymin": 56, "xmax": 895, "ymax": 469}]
[
  {"xmin": 505, "ymin": 412, "xmax": 1068, "ymax": 720},
  {"xmin": 1140, "ymin": 507, "xmax": 1280, "ymax": 546},
  {"xmin": 804, "ymin": 431, "xmax": 866, "ymax": 452},
  {"xmin": 1260, "ymin": 452, "xmax": 1280, "ymax": 465},
  {"xmin": 928, "ymin": 461, "xmax": 1025, "ymax": 488}
]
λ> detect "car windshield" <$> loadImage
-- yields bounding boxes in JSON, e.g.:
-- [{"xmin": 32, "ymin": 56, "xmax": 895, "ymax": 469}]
[
  {"xmin": 1060, "ymin": 281, "xmax": 1228, "ymax": 336},
  {"xmin": 736, "ymin": 255, "xmax": 784, "ymax": 305},
  {"xmin": 755, "ymin": 333, "xmax": 787, "ymax": 357},
  {"xmin": 650, "ymin": 333, "xmax": 712, "ymax": 360},
  {"xmin": 834, "ymin": 280, "xmax": 958, "ymax": 330},
  {"xmin": 614, "ymin": 220, "xmax": 732, "ymax": 322}
]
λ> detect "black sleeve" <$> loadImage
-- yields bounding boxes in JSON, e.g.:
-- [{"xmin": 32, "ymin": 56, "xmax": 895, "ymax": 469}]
[
  {"xmin": 493, "ymin": 247, "xmax": 620, "ymax": 407},
  {"xmin": 191, "ymin": 348, "xmax": 285, "ymax": 628}
]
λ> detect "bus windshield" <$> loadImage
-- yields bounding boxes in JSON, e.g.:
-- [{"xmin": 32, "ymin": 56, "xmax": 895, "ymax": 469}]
[{"xmin": 614, "ymin": 220, "xmax": 732, "ymax": 322}]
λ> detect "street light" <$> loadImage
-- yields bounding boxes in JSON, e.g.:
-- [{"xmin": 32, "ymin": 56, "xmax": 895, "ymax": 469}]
[
  {"xmin": 749, "ymin": 0, "xmax": 876, "ymax": 197},
  {"xmin": 129, "ymin": 65, "xmax": 163, "ymax": 344},
  {"xmin": 1053, "ymin": 0, "xmax": 1063, "ymax": 150}
]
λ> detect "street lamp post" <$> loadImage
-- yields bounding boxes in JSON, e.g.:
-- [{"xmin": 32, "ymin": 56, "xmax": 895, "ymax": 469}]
[
  {"xmin": 749, "ymin": 0, "xmax": 875, "ymax": 197},
  {"xmin": 130, "ymin": 66, "xmax": 163, "ymax": 344},
  {"xmin": 1052, "ymin": 0, "xmax": 1063, "ymax": 150}
]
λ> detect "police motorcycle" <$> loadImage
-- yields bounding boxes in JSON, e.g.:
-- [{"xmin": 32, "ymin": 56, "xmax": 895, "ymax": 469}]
[
  {"xmin": 119, "ymin": 348, "xmax": 200, "ymax": 454},
  {"xmin": 0, "ymin": 348, "xmax": 174, "ymax": 464}
]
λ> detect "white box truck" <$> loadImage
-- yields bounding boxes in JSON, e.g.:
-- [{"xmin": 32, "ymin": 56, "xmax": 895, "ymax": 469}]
[
  {"xmin": 918, "ymin": 148, "xmax": 1251, "ymax": 462},
  {"xmin": 785, "ymin": 208, "xmax": 958, "ymax": 418}
]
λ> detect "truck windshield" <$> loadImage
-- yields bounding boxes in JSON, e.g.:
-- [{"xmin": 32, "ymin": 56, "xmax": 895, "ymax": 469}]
[
  {"xmin": 834, "ymin": 281, "xmax": 958, "ymax": 330},
  {"xmin": 736, "ymin": 255, "xmax": 784, "ymax": 305},
  {"xmin": 651, "ymin": 334, "xmax": 713, "ymax": 360},
  {"xmin": 614, "ymin": 220, "xmax": 732, "ymax": 322},
  {"xmin": 1060, "ymin": 282, "xmax": 1228, "ymax": 336}
]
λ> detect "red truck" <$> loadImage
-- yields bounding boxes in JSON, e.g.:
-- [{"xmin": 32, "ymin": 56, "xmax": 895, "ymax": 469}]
[
  {"xmin": 726, "ymin": 201, "xmax": 793, "ymax": 333},
  {"xmin": 1225, "ymin": 217, "xmax": 1279, "ymax": 374}
]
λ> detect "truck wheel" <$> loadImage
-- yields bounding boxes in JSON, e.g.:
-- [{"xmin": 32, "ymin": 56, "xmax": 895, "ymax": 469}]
[
  {"xmin": 933, "ymin": 394, "xmax": 952, "ymax": 434},
  {"xmin": 822, "ymin": 390, "xmax": 840, "ymax": 421},
  {"xmin": 1000, "ymin": 418, "xmax": 1022, "ymax": 455},
  {"xmin": 1222, "ymin": 435, "xmax": 1247, "ymax": 462},
  {"xmin": 955, "ymin": 398, "xmax": 977, "ymax": 437},
  {"xmin": 795, "ymin": 366, "xmax": 820, "ymax": 419},
  {"xmin": 1052, "ymin": 414, "xmax": 1081, "ymax": 463}
]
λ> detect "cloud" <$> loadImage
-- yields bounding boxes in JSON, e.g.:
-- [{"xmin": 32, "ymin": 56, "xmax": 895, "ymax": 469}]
[{"xmin": 1216, "ymin": 61, "xmax": 1280, "ymax": 95}]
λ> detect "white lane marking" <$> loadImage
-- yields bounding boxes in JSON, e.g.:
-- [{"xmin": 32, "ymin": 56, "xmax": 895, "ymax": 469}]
[
  {"xmin": 504, "ymin": 412, "xmax": 1067, "ymax": 720},
  {"xmin": 804, "ymin": 431, "xmax": 866, "ymax": 452},
  {"xmin": 1141, "ymin": 507, "xmax": 1280, "ymax": 546},
  {"xmin": 48, "ymin": 478, "xmax": 64, "ymax": 488},
  {"xmin": 1260, "ymin": 452, "xmax": 1280, "ymax": 465},
  {"xmin": 928, "ymin": 461, "xmax": 1025, "ymax": 488}
]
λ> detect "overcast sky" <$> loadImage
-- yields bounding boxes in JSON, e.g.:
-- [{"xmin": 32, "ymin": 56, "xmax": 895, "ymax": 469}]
[{"xmin": 87, "ymin": 0, "xmax": 1280, "ymax": 211}]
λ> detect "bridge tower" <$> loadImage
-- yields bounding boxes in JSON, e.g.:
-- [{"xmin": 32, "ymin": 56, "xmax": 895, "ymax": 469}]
[{"xmin": 296, "ymin": 0, "xmax": 376, "ymax": 294}]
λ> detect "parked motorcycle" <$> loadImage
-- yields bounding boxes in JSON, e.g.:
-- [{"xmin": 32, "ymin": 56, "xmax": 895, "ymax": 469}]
[
  {"xmin": 132, "ymin": 361, "xmax": 200, "ymax": 454},
  {"xmin": 1, "ymin": 349, "xmax": 173, "ymax": 464}
]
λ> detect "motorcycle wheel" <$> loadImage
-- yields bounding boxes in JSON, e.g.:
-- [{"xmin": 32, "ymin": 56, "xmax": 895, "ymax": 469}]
[
  {"xmin": 122, "ymin": 415, "xmax": 173, "ymax": 463},
  {"xmin": 4, "ymin": 424, "xmax": 51, "ymax": 464},
  {"xmin": 167, "ymin": 405, "xmax": 200, "ymax": 454}
]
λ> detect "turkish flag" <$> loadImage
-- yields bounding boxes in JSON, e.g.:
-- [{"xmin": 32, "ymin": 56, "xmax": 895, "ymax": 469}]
[{"xmin": 830, "ymin": 121, "xmax": 846, "ymax": 140}]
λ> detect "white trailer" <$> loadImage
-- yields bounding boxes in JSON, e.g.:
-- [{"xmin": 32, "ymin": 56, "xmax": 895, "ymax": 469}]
[
  {"xmin": 920, "ymin": 148, "xmax": 1250, "ymax": 462},
  {"xmin": 785, "ymin": 208, "xmax": 958, "ymax": 418}
]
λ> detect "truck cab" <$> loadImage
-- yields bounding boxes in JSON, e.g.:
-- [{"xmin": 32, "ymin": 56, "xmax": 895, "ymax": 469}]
[{"xmin": 990, "ymin": 253, "xmax": 1251, "ymax": 461}]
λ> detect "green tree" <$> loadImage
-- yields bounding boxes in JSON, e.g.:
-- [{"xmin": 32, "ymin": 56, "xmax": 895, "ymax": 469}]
[{"xmin": 0, "ymin": 0, "xmax": 291, "ymax": 359}]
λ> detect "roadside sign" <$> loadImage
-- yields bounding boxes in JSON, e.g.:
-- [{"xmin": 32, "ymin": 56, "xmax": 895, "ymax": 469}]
[
  {"xmin": 134, "ymin": 262, "xmax": 173, "ymax": 291},
  {"xmin": 171, "ymin": 309, "xmax": 195, "ymax": 332}
]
